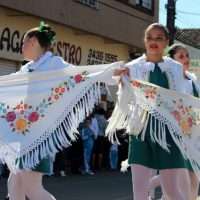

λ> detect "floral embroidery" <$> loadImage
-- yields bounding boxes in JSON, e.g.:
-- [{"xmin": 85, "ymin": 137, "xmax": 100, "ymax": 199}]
[
  {"xmin": 170, "ymin": 99, "xmax": 198, "ymax": 136},
  {"xmin": 157, "ymin": 97, "xmax": 200, "ymax": 136},
  {"xmin": 132, "ymin": 80, "xmax": 142, "ymax": 88},
  {"xmin": 0, "ymin": 73, "xmax": 87, "ymax": 135},
  {"xmin": 144, "ymin": 88, "xmax": 157, "ymax": 99},
  {"xmin": 132, "ymin": 80, "xmax": 200, "ymax": 136},
  {"xmin": 132, "ymin": 80, "xmax": 157, "ymax": 99}
]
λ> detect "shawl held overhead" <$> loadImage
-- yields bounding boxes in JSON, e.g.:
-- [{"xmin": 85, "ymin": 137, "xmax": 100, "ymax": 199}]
[
  {"xmin": 0, "ymin": 62, "xmax": 121, "ymax": 172},
  {"xmin": 106, "ymin": 78, "xmax": 200, "ymax": 178}
]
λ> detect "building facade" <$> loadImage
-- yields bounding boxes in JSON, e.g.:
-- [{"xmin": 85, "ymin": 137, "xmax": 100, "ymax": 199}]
[{"xmin": 0, "ymin": 0, "xmax": 159, "ymax": 75}]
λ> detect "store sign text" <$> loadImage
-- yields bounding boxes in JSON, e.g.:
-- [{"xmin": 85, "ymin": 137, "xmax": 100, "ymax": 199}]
[
  {"xmin": 52, "ymin": 41, "xmax": 82, "ymax": 65},
  {"xmin": 0, "ymin": 27, "xmax": 120, "ymax": 65},
  {"xmin": 0, "ymin": 27, "xmax": 23, "ymax": 53},
  {"xmin": 87, "ymin": 48, "xmax": 118, "ymax": 64},
  {"xmin": 0, "ymin": 27, "xmax": 82, "ymax": 65}
]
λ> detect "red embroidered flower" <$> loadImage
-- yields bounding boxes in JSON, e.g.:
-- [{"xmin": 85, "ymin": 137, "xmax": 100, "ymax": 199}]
[
  {"xmin": 61, "ymin": 87, "xmax": 65, "ymax": 93},
  {"xmin": 6, "ymin": 112, "xmax": 16, "ymax": 122},
  {"xmin": 28, "ymin": 112, "xmax": 39, "ymax": 122},
  {"xmin": 74, "ymin": 74, "xmax": 82, "ymax": 83}
]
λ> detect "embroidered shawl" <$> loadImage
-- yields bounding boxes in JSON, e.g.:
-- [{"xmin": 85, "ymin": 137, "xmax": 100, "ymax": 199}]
[
  {"xmin": 106, "ymin": 78, "xmax": 200, "ymax": 178},
  {"xmin": 0, "ymin": 62, "xmax": 121, "ymax": 172}
]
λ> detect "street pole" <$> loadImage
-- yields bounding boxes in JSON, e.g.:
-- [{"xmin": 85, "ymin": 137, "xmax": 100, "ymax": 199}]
[{"xmin": 166, "ymin": 0, "xmax": 176, "ymax": 45}]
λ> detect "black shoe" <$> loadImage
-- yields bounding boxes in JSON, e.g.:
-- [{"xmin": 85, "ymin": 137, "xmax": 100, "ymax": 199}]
[{"xmin": 4, "ymin": 196, "xmax": 9, "ymax": 200}]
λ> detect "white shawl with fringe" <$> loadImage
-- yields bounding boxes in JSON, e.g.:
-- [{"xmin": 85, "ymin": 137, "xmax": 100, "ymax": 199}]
[
  {"xmin": 0, "ymin": 62, "xmax": 121, "ymax": 172},
  {"xmin": 106, "ymin": 78, "xmax": 200, "ymax": 178}
]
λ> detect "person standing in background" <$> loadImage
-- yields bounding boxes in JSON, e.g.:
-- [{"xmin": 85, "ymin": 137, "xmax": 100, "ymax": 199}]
[{"xmin": 81, "ymin": 119, "xmax": 96, "ymax": 175}]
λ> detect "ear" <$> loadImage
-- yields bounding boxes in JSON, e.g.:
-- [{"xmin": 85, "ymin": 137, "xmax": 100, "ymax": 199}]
[{"xmin": 30, "ymin": 37, "xmax": 37, "ymax": 46}]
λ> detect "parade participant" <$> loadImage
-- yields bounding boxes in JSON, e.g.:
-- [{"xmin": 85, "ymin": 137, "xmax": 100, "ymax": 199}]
[
  {"xmin": 7, "ymin": 22, "xmax": 69, "ymax": 200},
  {"xmin": 3, "ymin": 21, "xmax": 122, "ymax": 200},
  {"xmin": 149, "ymin": 43, "xmax": 200, "ymax": 200},
  {"xmin": 113, "ymin": 23, "xmax": 191, "ymax": 200},
  {"xmin": 168, "ymin": 43, "xmax": 199, "ymax": 200}
]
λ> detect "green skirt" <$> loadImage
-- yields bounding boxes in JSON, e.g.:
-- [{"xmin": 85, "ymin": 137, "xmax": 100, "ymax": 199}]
[
  {"xmin": 33, "ymin": 157, "xmax": 52, "ymax": 174},
  {"xmin": 18, "ymin": 157, "xmax": 52, "ymax": 174},
  {"xmin": 128, "ymin": 118, "xmax": 192, "ymax": 170}
]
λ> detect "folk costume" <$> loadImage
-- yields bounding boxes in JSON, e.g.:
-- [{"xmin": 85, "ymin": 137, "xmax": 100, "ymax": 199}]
[
  {"xmin": 106, "ymin": 55, "xmax": 200, "ymax": 177},
  {"xmin": 18, "ymin": 51, "xmax": 72, "ymax": 174},
  {"xmin": 0, "ymin": 51, "xmax": 120, "ymax": 172},
  {"xmin": 127, "ymin": 56, "xmax": 185, "ymax": 170}
]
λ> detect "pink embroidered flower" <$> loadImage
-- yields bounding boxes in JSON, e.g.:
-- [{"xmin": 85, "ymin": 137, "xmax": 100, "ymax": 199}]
[
  {"xmin": 6, "ymin": 111, "xmax": 16, "ymax": 122},
  {"xmin": 28, "ymin": 112, "xmax": 39, "ymax": 122},
  {"xmin": 187, "ymin": 117, "xmax": 193, "ymax": 127},
  {"xmin": 16, "ymin": 104, "xmax": 21, "ymax": 110},
  {"xmin": 55, "ymin": 88, "xmax": 59, "ymax": 93},
  {"xmin": 24, "ymin": 104, "xmax": 28, "ymax": 109},
  {"xmin": 74, "ymin": 74, "xmax": 82, "ymax": 83},
  {"xmin": 54, "ymin": 95, "xmax": 59, "ymax": 100},
  {"xmin": 172, "ymin": 110, "xmax": 181, "ymax": 122},
  {"xmin": 132, "ymin": 81, "xmax": 141, "ymax": 88}
]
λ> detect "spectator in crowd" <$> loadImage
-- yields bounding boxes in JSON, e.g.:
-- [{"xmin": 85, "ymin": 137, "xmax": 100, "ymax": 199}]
[
  {"xmin": 109, "ymin": 143, "xmax": 118, "ymax": 170},
  {"xmin": 81, "ymin": 119, "xmax": 96, "ymax": 175},
  {"xmin": 89, "ymin": 112, "xmax": 99, "ymax": 140},
  {"xmin": 53, "ymin": 151, "xmax": 66, "ymax": 177},
  {"xmin": 67, "ymin": 134, "xmax": 83, "ymax": 175},
  {"xmin": 92, "ymin": 107, "xmax": 108, "ymax": 170}
]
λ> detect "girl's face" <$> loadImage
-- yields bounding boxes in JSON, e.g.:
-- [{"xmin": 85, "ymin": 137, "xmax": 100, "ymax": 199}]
[
  {"xmin": 22, "ymin": 36, "xmax": 40, "ymax": 60},
  {"xmin": 173, "ymin": 48, "xmax": 190, "ymax": 72},
  {"xmin": 144, "ymin": 27, "xmax": 169, "ymax": 57}
]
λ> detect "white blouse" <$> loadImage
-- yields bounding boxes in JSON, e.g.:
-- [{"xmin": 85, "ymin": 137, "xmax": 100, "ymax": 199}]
[
  {"xmin": 19, "ymin": 51, "xmax": 71, "ymax": 73},
  {"xmin": 182, "ymin": 78, "xmax": 193, "ymax": 95},
  {"xmin": 125, "ymin": 55, "xmax": 184, "ymax": 92}
]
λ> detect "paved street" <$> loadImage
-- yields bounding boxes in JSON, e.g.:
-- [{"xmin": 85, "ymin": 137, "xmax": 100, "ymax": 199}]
[{"xmin": 0, "ymin": 170, "xmax": 133, "ymax": 200}]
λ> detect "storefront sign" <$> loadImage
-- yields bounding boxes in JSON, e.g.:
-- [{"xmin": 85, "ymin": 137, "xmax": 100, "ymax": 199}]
[
  {"xmin": 52, "ymin": 41, "xmax": 82, "ymax": 65},
  {"xmin": 0, "ymin": 25, "xmax": 128, "ymax": 65},
  {"xmin": 87, "ymin": 48, "xmax": 118, "ymax": 64},
  {"xmin": 0, "ymin": 27, "xmax": 83, "ymax": 65},
  {"xmin": 0, "ymin": 27, "xmax": 23, "ymax": 54}
]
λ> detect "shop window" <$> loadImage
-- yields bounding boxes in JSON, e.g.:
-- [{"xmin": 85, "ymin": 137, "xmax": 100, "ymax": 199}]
[
  {"xmin": 75, "ymin": 0, "xmax": 98, "ymax": 9},
  {"xmin": 135, "ymin": 0, "xmax": 153, "ymax": 10},
  {"xmin": 116, "ymin": 0, "xmax": 129, "ymax": 3},
  {"xmin": 117, "ymin": 0, "xmax": 154, "ymax": 14}
]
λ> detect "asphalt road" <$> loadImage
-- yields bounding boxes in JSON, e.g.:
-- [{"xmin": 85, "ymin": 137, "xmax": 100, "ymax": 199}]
[{"xmin": 0, "ymin": 170, "xmax": 133, "ymax": 200}]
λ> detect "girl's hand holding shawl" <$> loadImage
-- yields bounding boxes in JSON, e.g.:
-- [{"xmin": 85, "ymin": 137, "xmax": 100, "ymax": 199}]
[{"xmin": 113, "ymin": 67, "xmax": 130, "ymax": 85}]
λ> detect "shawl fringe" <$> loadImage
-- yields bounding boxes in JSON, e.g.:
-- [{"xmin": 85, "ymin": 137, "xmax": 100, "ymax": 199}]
[
  {"xmin": 106, "ymin": 79, "xmax": 200, "ymax": 179},
  {"xmin": 13, "ymin": 82, "xmax": 101, "ymax": 171}
]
